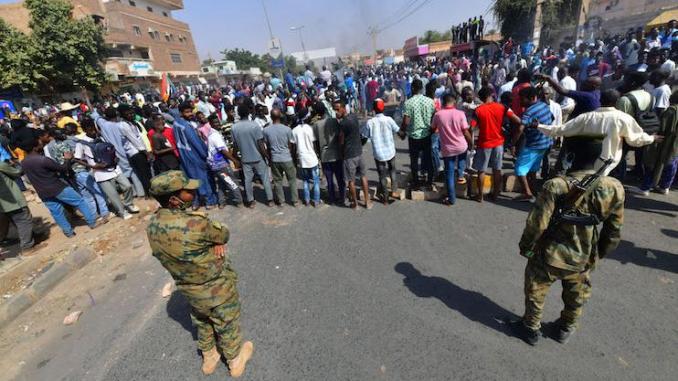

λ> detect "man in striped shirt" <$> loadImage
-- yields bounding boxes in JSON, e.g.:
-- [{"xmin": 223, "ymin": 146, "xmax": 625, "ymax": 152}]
[{"xmin": 512, "ymin": 87, "xmax": 553, "ymax": 202}]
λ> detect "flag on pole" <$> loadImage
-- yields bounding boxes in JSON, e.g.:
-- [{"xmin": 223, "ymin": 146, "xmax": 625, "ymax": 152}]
[{"xmin": 161, "ymin": 73, "xmax": 175, "ymax": 101}]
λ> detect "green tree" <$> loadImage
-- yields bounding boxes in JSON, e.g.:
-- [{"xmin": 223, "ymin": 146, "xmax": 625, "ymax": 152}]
[
  {"xmin": 0, "ymin": 19, "xmax": 41, "ymax": 91},
  {"xmin": 492, "ymin": 0, "xmax": 580, "ymax": 43},
  {"xmin": 25, "ymin": 0, "xmax": 107, "ymax": 92},
  {"xmin": 221, "ymin": 48, "xmax": 265, "ymax": 70}
]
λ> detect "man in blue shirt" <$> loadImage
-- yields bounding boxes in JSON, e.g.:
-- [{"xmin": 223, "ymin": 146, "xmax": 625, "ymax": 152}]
[{"xmin": 512, "ymin": 86, "xmax": 553, "ymax": 202}]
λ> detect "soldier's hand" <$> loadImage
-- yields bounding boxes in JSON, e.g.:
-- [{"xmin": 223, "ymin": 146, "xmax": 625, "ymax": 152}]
[
  {"xmin": 214, "ymin": 244, "xmax": 227, "ymax": 260},
  {"xmin": 653, "ymin": 134, "xmax": 665, "ymax": 144}
]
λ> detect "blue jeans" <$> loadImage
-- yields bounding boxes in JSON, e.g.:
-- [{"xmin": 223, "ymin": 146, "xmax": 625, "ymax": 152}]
[
  {"xmin": 640, "ymin": 156, "xmax": 678, "ymax": 191},
  {"xmin": 431, "ymin": 132, "xmax": 441, "ymax": 174},
  {"xmin": 75, "ymin": 171, "xmax": 110, "ymax": 218},
  {"xmin": 42, "ymin": 186, "xmax": 97, "ymax": 237},
  {"xmin": 443, "ymin": 153, "xmax": 467, "ymax": 204},
  {"xmin": 300, "ymin": 166, "xmax": 320, "ymax": 203}
]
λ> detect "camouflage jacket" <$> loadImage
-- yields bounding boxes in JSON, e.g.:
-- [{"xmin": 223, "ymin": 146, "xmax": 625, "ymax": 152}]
[
  {"xmin": 519, "ymin": 171, "xmax": 624, "ymax": 272},
  {"xmin": 147, "ymin": 208, "xmax": 233, "ymax": 309}
]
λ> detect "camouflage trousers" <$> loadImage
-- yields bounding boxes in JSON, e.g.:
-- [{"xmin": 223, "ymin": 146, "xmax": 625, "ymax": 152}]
[
  {"xmin": 190, "ymin": 278, "xmax": 242, "ymax": 361},
  {"xmin": 523, "ymin": 258, "xmax": 592, "ymax": 331}
]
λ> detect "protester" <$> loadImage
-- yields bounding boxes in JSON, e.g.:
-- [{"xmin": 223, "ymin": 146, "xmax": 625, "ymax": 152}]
[
  {"xmin": 432, "ymin": 94, "xmax": 471, "ymax": 205},
  {"xmin": 400, "ymin": 79, "xmax": 435, "ymax": 189},
  {"xmin": 364, "ymin": 99, "xmax": 400, "ymax": 205},
  {"xmin": 512, "ymin": 87, "xmax": 553, "ymax": 202},
  {"xmin": 472, "ymin": 88, "xmax": 520, "ymax": 201},
  {"xmin": 334, "ymin": 99, "xmax": 371, "ymax": 210},
  {"xmin": 0, "ymin": 160, "xmax": 38, "ymax": 253},
  {"xmin": 203, "ymin": 114, "xmax": 243, "ymax": 208},
  {"xmin": 173, "ymin": 102, "xmax": 218, "ymax": 209},
  {"xmin": 231, "ymin": 98, "xmax": 273, "ymax": 207},
  {"xmin": 263, "ymin": 108, "xmax": 298, "ymax": 206},
  {"xmin": 20, "ymin": 133, "xmax": 99, "ymax": 237},
  {"xmin": 118, "ymin": 104, "xmax": 153, "ymax": 197},
  {"xmin": 75, "ymin": 120, "xmax": 139, "ymax": 220},
  {"xmin": 312, "ymin": 102, "xmax": 345, "ymax": 205},
  {"xmin": 292, "ymin": 108, "xmax": 321, "ymax": 207}
]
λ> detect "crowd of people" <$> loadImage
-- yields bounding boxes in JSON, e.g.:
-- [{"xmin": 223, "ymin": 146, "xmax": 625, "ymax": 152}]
[{"xmin": 0, "ymin": 19, "xmax": 676, "ymax": 258}]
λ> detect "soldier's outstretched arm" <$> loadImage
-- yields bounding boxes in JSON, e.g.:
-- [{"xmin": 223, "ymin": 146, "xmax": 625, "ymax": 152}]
[
  {"xmin": 598, "ymin": 186, "xmax": 624, "ymax": 258},
  {"xmin": 518, "ymin": 181, "xmax": 558, "ymax": 256}
]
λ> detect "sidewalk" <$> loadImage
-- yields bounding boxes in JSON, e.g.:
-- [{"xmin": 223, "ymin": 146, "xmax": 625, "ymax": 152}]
[{"xmin": 0, "ymin": 197, "xmax": 157, "ymax": 325}]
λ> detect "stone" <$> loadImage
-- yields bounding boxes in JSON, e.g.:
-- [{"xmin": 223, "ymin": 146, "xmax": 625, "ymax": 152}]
[
  {"xmin": 63, "ymin": 311, "xmax": 82, "ymax": 325},
  {"xmin": 468, "ymin": 173, "xmax": 493, "ymax": 197},
  {"xmin": 504, "ymin": 174, "xmax": 522, "ymax": 193},
  {"xmin": 409, "ymin": 190, "xmax": 425, "ymax": 201}
]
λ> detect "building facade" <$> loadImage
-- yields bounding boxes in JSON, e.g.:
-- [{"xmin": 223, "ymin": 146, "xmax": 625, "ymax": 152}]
[
  {"xmin": 0, "ymin": 0, "xmax": 201, "ymax": 81},
  {"xmin": 582, "ymin": 0, "xmax": 677, "ymax": 37}
]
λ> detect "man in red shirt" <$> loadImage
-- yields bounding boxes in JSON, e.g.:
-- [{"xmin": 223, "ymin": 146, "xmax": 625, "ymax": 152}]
[{"xmin": 471, "ymin": 88, "xmax": 521, "ymax": 201}]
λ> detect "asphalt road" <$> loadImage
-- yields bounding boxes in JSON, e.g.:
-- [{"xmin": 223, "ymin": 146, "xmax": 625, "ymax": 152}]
[{"xmin": 2, "ymin": 140, "xmax": 677, "ymax": 381}]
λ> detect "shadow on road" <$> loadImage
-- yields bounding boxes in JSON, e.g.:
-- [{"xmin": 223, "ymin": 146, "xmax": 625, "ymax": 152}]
[
  {"xmin": 166, "ymin": 291, "xmax": 198, "ymax": 340},
  {"xmin": 661, "ymin": 228, "xmax": 678, "ymax": 239},
  {"xmin": 607, "ymin": 240, "xmax": 678, "ymax": 274},
  {"xmin": 394, "ymin": 262, "xmax": 519, "ymax": 337},
  {"xmin": 625, "ymin": 194, "xmax": 678, "ymax": 218}
]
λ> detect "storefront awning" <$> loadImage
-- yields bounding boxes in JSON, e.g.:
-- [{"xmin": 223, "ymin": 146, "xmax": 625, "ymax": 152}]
[{"xmin": 646, "ymin": 8, "xmax": 678, "ymax": 28}]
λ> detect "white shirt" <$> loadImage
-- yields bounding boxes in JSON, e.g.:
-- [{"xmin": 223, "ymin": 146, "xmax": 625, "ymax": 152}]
[
  {"xmin": 74, "ymin": 136, "xmax": 122, "ymax": 182},
  {"xmin": 652, "ymin": 84, "xmax": 671, "ymax": 110},
  {"xmin": 559, "ymin": 75, "xmax": 577, "ymax": 110},
  {"xmin": 292, "ymin": 124, "xmax": 318, "ymax": 168},
  {"xmin": 538, "ymin": 107, "xmax": 656, "ymax": 175},
  {"xmin": 661, "ymin": 59, "xmax": 675, "ymax": 73},
  {"xmin": 455, "ymin": 80, "xmax": 474, "ymax": 95},
  {"xmin": 320, "ymin": 70, "xmax": 332, "ymax": 84},
  {"xmin": 498, "ymin": 79, "xmax": 517, "ymax": 98},
  {"xmin": 548, "ymin": 100, "xmax": 563, "ymax": 127},
  {"xmin": 119, "ymin": 120, "xmax": 145, "ymax": 156}
]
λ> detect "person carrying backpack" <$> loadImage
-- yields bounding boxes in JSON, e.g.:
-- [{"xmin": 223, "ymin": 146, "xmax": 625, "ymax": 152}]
[
  {"xmin": 614, "ymin": 71, "xmax": 659, "ymax": 181},
  {"xmin": 74, "ymin": 119, "xmax": 139, "ymax": 220}
]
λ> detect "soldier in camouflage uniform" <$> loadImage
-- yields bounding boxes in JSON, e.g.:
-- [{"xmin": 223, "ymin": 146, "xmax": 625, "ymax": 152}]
[
  {"xmin": 510, "ymin": 137, "xmax": 624, "ymax": 345},
  {"xmin": 146, "ymin": 170, "xmax": 254, "ymax": 376}
]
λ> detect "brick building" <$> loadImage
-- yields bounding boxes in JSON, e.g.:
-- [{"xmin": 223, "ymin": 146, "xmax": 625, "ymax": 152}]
[{"xmin": 0, "ymin": 0, "xmax": 201, "ymax": 81}]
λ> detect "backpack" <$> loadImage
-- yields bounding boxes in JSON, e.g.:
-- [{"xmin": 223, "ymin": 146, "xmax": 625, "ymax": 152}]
[
  {"xmin": 76, "ymin": 138, "xmax": 117, "ymax": 169},
  {"xmin": 626, "ymin": 93, "xmax": 660, "ymax": 134}
]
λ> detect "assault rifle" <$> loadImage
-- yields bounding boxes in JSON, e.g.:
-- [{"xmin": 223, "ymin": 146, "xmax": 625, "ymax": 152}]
[
  {"xmin": 522, "ymin": 158, "xmax": 614, "ymax": 259},
  {"xmin": 549, "ymin": 158, "xmax": 615, "ymax": 229}
]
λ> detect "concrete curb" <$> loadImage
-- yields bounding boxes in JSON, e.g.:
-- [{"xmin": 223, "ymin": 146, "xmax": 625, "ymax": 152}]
[{"xmin": 0, "ymin": 248, "xmax": 96, "ymax": 327}]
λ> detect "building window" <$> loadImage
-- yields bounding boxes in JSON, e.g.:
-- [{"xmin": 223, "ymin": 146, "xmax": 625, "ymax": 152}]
[
  {"xmin": 169, "ymin": 34, "xmax": 175, "ymax": 42},
  {"xmin": 165, "ymin": 34, "xmax": 170, "ymax": 42},
  {"xmin": 170, "ymin": 53, "xmax": 182, "ymax": 64},
  {"xmin": 140, "ymin": 50, "xmax": 150, "ymax": 59},
  {"xmin": 128, "ymin": 0, "xmax": 136, "ymax": 6},
  {"xmin": 133, "ymin": 25, "xmax": 141, "ymax": 36},
  {"xmin": 162, "ymin": 11, "xmax": 169, "ymax": 17},
  {"xmin": 147, "ymin": 6, "xmax": 153, "ymax": 12},
  {"xmin": 108, "ymin": 49, "xmax": 123, "ymax": 57}
]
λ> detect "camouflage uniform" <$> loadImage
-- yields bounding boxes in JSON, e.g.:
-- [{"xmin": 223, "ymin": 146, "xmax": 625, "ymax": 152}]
[
  {"xmin": 518, "ymin": 171, "xmax": 624, "ymax": 330},
  {"xmin": 146, "ymin": 171, "xmax": 243, "ymax": 360}
]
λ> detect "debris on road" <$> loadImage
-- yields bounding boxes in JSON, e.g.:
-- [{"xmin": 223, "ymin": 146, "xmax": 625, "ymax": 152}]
[
  {"xmin": 161, "ymin": 282, "xmax": 173, "ymax": 298},
  {"xmin": 63, "ymin": 311, "xmax": 82, "ymax": 325}
]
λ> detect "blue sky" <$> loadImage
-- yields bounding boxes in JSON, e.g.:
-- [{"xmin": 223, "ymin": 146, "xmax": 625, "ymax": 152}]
[{"xmin": 1, "ymin": 0, "xmax": 495, "ymax": 59}]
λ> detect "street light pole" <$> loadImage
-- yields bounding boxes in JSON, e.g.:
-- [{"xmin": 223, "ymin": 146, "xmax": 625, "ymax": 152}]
[
  {"xmin": 260, "ymin": 0, "xmax": 285, "ymax": 78},
  {"xmin": 290, "ymin": 25, "xmax": 307, "ymax": 62}
]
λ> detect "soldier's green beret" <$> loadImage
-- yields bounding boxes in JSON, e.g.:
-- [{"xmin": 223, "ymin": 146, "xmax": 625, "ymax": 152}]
[{"xmin": 149, "ymin": 170, "xmax": 200, "ymax": 196}]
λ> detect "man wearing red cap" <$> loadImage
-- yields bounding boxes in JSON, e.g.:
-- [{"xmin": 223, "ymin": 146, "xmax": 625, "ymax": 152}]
[{"xmin": 364, "ymin": 99, "xmax": 400, "ymax": 205}]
